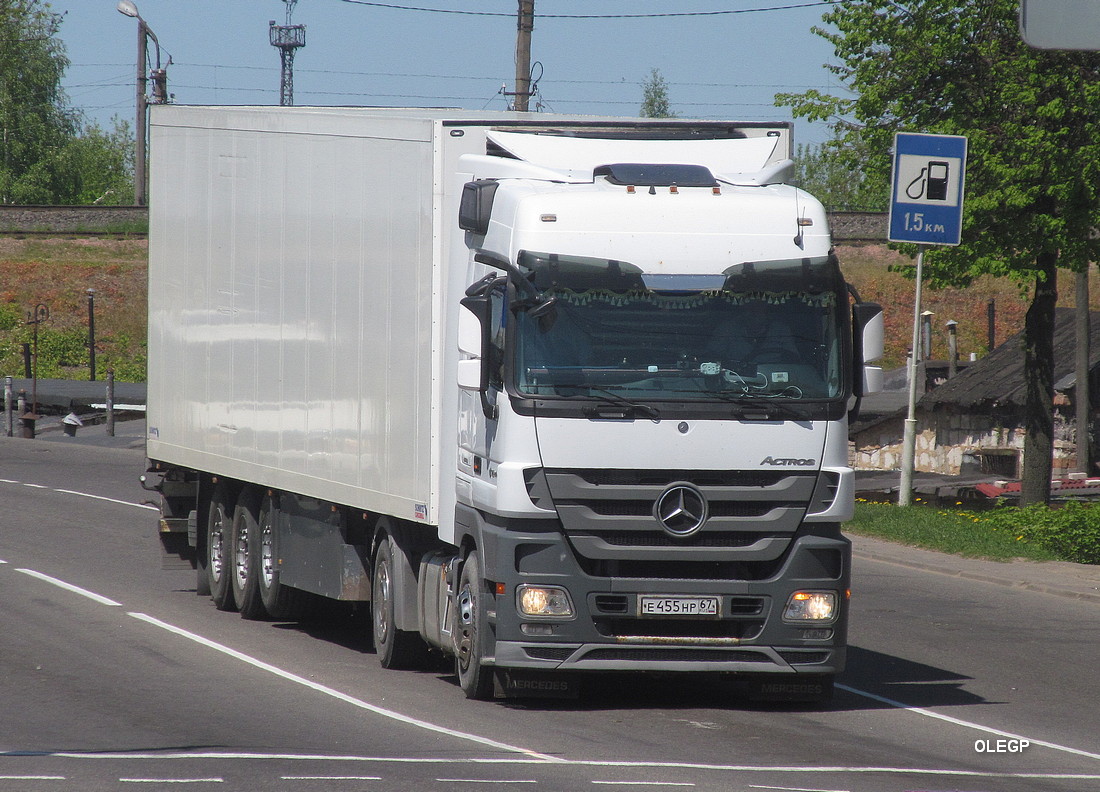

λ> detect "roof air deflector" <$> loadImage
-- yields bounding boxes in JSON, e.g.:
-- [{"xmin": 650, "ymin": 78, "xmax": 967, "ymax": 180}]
[{"xmin": 594, "ymin": 163, "xmax": 717, "ymax": 188}]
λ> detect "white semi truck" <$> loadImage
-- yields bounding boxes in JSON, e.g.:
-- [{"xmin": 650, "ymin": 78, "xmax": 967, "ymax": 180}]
[{"xmin": 145, "ymin": 106, "xmax": 883, "ymax": 702}]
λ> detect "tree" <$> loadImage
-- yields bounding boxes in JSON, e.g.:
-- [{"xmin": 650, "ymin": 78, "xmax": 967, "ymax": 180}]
[
  {"xmin": 778, "ymin": 0, "xmax": 1100, "ymax": 504},
  {"xmin": 792, "ymin": 139, "xmax": 885, "ymax": 211},
  {"xmin": 53, "ymin": 119, "xmax": 135, "ymax": 205},
  {"xmin": 0, "ymin": 0, "xmax": 75, "ymax": 203},
  {"xmin": 0, "ymin": 0, "xmax": 133, "ymax": 204},
  {"xmin": 640, "ymin": 68, "xmax": 677, "ymax": 118}
]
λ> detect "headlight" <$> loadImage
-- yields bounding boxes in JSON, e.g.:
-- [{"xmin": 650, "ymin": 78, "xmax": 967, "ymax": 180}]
[
  {"xmin": 516, "ymin": 585, "xmax": 574, "ymax": 618},
  {"xmin": 783, "ymin": 590, "xmax": 837, "ymax": 622}
]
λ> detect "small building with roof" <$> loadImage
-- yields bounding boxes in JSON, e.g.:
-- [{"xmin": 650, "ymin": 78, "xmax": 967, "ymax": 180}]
[{"xmin": 851, "ymin": 308, "xmax": 1100, "ymax": 477}]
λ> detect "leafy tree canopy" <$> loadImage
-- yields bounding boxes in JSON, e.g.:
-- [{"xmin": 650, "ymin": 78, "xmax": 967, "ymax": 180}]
[
  {"xmin": 778, "ymin": 0, "xmax": 1100, "ymax": 289},
  {"xmin": 0, "ymin": 0, "xmax": 133, "ymax": 204}
]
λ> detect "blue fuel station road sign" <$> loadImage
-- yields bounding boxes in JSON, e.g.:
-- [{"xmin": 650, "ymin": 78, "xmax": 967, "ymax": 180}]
[{"xmin": 888, "ymin": 132, "xmax": 967, "ymax": 246}]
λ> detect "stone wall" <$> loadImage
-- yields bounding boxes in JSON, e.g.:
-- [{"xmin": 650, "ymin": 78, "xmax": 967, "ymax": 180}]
[{"xmin": 0, "ymin": 205, "xmax": 147, "ymax": 232}]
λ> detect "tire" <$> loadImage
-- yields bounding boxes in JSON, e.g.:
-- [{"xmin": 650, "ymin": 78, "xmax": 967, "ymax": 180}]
[
  {"xmin": 195, "ymin": 503, "xmax": 212, "ymax": 598},
  {"xmin": 257, "ymin": 492, "xmax": 301, "ymax": 620},
  {"xmin": 206, "ymin": 484, "xmax": 236, "ymax": 611},
  {"xmin": 230, "ymin": 489, "xmax": 268, "ymax": 620},
  {"xmin": 372, "ymin": 535, "xmax": 429, "ymax": 670},
  {"xmin": 454, "ymin": 553, "xmax": 494, "ymax": 700}
]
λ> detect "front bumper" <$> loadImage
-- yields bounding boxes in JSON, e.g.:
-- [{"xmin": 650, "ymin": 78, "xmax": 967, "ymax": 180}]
[{"xmin": 465, "ymin": 505, "xmax": 850, "ymax": 677}]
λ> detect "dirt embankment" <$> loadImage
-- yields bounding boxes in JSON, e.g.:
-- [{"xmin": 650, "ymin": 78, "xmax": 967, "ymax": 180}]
[{"xmin": 1, "ymin": 237, "xmax": 1094, "ymax": 377}]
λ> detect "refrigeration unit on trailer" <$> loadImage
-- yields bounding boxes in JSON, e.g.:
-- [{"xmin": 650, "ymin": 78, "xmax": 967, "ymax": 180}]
[{"xmin": 145, "ymin": 106, "xmax": 883, "ymax": 702}]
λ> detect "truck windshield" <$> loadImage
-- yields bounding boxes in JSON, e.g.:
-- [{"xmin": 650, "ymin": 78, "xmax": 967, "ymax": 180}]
[{"xmin": 513, "ymin": 251, "xmax": 846, "ymax": 402}]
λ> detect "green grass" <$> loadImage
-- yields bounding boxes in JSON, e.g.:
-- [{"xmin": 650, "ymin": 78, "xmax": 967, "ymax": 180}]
[{"xmin": 847, "ymin": 502, "xmax": 1061, "ymax": 562}]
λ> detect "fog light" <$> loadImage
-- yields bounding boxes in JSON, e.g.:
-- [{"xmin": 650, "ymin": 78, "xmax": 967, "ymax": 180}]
[
  {"xmin": 517, "ymin": 585, "xmax": 574, "ymax": 618},
  {"xmin": 521, "ymin": 623, "xmax": 555, "ymax": 636},
  {"xmin": 783, "ymin": 591, "xmax": 837, "ymax": 622}
]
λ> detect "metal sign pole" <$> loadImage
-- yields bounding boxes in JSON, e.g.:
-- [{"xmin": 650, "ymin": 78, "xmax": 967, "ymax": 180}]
[{"xmin": 899, "ymin": 245, "xmax": 927, "ymax": 506}]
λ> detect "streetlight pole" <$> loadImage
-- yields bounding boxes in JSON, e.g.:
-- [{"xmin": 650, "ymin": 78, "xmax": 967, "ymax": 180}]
[{"xmin": 117, "ymin": 0, "xmax": 165, "ymax": 207}]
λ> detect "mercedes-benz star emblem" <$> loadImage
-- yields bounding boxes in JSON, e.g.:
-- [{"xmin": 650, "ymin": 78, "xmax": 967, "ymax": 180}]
[{"xmin": 653, "ymin": 483, "xmax": 708, "ymax": 537}]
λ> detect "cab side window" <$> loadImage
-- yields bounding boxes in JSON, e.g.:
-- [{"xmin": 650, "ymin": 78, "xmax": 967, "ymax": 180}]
[{"xmin": 487, "ymin": 285, "xmax": 507, "ymax": 390}]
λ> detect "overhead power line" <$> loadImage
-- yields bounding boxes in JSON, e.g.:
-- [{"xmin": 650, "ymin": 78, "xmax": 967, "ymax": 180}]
[{"xmin": 337, "ymin": 0, "xmax": 837, "ymax": 18}]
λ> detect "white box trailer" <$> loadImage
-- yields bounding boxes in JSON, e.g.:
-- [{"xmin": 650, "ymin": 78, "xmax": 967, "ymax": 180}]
[{"xmin": 147, "ymin": 106, "xmax": 882, "ymax": 702}]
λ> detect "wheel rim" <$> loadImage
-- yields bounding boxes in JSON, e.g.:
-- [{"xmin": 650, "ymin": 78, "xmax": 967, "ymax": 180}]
[
  {"xmin": 234, "ymin": 518, "xmax": 250, "ymax": 589},
  {"xmin": 374, "ymin": 559, "xmax": 391, "ymax": 645},
  {"xmin": 209, "ymin": 508, "xmax": 226, "ymax": 582},
  {"xmin": 260, "ymin": 509, "xmax": 276, "ymax": 588},
  {"xmin": 455, "ymin": 582, "xmax": 475, "ymax": 672}
]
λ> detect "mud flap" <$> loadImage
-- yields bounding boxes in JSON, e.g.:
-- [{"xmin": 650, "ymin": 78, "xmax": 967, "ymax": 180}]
[{"xmin": 159, "ymin": 516, "xmax": 196, "ymax": 570}]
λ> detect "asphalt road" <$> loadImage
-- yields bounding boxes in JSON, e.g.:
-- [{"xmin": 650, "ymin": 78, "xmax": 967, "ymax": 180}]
[{"xmin": 1, "ymin": 429, "xmax": 1098, "ymax": 792}]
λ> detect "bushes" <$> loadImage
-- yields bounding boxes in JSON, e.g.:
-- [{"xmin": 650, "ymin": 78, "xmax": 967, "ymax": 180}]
[
  {"xmin": 850, "ymin": 501, "xmax": 1100, "ymax": 564},
  {"xmin": 982, "ymin": 502, "xmax": 1100, "ymax": 564}
]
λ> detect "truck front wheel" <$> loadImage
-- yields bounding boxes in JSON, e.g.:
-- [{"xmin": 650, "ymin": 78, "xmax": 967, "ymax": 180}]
[{"xmin": 455, "ymin": 553, "xmax": 494, "ymax": 700}]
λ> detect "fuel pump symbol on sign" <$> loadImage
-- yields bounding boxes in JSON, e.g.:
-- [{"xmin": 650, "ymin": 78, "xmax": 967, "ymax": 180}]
[{"xmin": 905, "ymin": 161, "xmax": 951, "ymax": 201}]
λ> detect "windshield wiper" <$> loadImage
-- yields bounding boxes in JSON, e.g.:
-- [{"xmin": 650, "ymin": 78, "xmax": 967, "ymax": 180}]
[
  {"xmin": 578, "ymin": 388, "xmax": 661, "ymax": 420},
  {"xmin": 709, "ymin": 394, "xmax": 808, "ymax": 420}
]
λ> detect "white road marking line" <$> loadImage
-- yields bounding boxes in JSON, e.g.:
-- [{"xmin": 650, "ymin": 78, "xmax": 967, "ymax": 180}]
[
  {"xmin": 127, "ymin": 611, "xmax": 562, "ymax": 763},
  {"xmin": 16, "ymin": 568, "xmax": 123, "ymax": 607},
  {"xmin": 836, "ymin": 682, "xmax": 1100, "ymax": 762},
  {"xmin": 54, "ymin": 488, "xmax": 159, "ymax": 510},
  {"xmin": 592, "ymin": 782, "xmax": 696, "ymax": 787},
  {"xmin": 748, "ymin": 786, "xmax": 848, "ymax": 792},
  {"xmin": 119, "ymin": 778, "xmax": 221, "ymax": 787},
  {"xmin": 436, "ymin": 781, "xmax": 537, "ymax": 785},
  {"xmin": 0, "ymin": 478, "xmax": 157, "ymax": 511},
  {"xmin": 281, "ymin": 777, "xmax": 382, "ymax": 781},
  {"xmin": 0, "ymin": 777, "xmax": 66, "ymax": 781}
]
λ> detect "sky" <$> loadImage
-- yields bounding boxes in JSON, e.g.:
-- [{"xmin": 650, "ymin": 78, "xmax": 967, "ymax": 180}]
[{"xmin": 48, "ymin": 0, "xmax": 846, "ymax": 148}]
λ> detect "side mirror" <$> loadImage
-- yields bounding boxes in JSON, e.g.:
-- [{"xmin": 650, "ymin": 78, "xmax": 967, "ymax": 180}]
[
  {"xmin": 458, "ymin": 304, "xmax": 482, "ymax": 358},
  {"xmin": 854, "ymin": 302, "xmax": 884, "ymax": 363},
  {"xmin": 852, "ymin": 302, "xmax": 884, "ymax": 398},
  {"xmin": 457, "ymin": 358, "xmax": 482, "ymax": 391},
  {"xmin": 458, "ymin": 293, "xmax": 498, "ymax": 420}
]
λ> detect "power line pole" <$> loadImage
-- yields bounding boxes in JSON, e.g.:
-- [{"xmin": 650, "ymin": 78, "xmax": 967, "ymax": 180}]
[
  {"xmin": 270, "ymin": 0, "xmax": 306, "ymax": 106},
  {"xmin": 513, "ymin": 0, "xmax": 534, "ymax": 111}
]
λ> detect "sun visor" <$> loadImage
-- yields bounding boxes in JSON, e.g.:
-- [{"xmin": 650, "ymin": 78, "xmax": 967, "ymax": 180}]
[{"xmin": 485, "ymin": 130, "xmax": 780, "ymax": 181}]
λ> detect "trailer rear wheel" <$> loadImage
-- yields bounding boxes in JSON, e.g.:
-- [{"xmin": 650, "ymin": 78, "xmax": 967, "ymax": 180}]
[
  {"xmin": 257, "ymin": 492, "xmax": 301, "ymax": 619},
  {"xmin": 372, "ymin": 536, "xmax": 429, "ymax": 670},
  {"xmin": 231, "ymin": 490, "xmax": 267, "ymax": 620},
  {"xmin": 455, "ymin": 553, "xmax": 494, "ymax": 700},
  {"xmin": 207, "ymin": 485, "xmax": 235, "ymax": 611}
]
